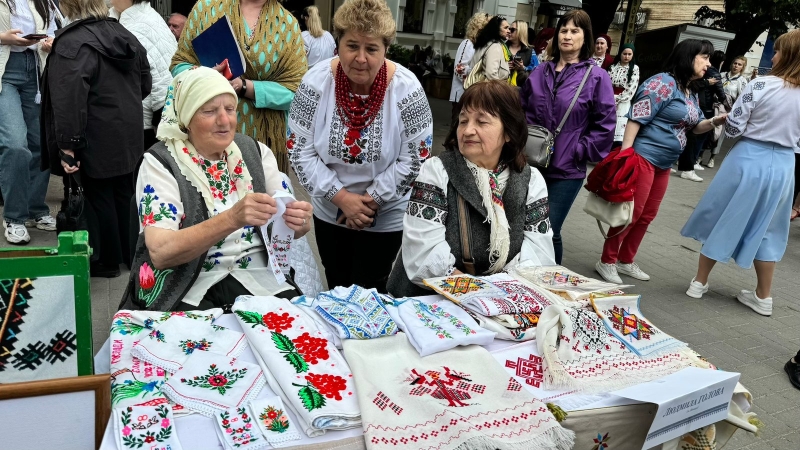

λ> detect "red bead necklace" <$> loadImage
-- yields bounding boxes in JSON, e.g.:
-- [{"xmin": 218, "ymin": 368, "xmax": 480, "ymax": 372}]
[{"xmin": 335, "ymin": 62, "xmax": 388, "ymax": 132}]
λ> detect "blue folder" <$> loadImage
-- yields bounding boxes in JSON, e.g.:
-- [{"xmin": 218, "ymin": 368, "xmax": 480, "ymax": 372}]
[{"xmin": 191, "ymin": 15, "xmax": 247, "ymax": 79}]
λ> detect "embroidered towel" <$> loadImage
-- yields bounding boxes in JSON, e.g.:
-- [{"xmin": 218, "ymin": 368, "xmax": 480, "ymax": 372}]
[
  {"xmin": 131, "ymin": 316, "xmax": 249, "ymax": 373},
  {"xmin": 343, "ymin": 333, "xmax": 575, "ymax": 450},
  {"xmin": 131, "ymin": 309, "xmax": 225, "ymax": 331},
  {"xmin": 461, "ymin": 308, "xmax": 537, "ymax": 342},
  {"xmin": 250, "ymin": 395, "xmax": 303, "ymax": 447},
  {"xmin": 112, "ymin": 404, "xmax": 183, "ymax": 450},
  {"xmin": 161, "ymin": 351, "xmax": 265, "ymax": 417},
  {"xmin": 511, "ymin": 262, "xmax": 630, "ymax": 301},
  {"xmin": 232, "ymin": 295, "xmax": 361, "ymax": 438},
  {"xmin": 536, "ymin": 305, "xmax": 691, "ymax": 393},
  {"xmin": 591, "ymin": 295, "xmax": 688, "ymax": 357},
  {"xmin": 294, "ymin": 285, "xmax": 398, "ymax": 340},
  {"xmin": 384, "ymin": 297, "xmax": 495, "ymax": 356},
  {"xmin": 422, "ymin": 274, "xmax": 508, "ymax": 306},
  {"xmin": 214, "ymin": 405, "xmax": 269, "ymax": 450},
  {"xmin": 481, "ymin": 273, "xmax": 563, "ymax": 315}
]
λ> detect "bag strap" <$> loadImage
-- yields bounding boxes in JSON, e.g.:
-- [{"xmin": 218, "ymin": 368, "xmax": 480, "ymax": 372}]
[
  {"xmin": 554, "ymin": 65, "xmax": 593, "ymax": 137},
  {"xmin": 597, "ymin": 219, "xmax": 629, "ymax": 239},
  {"xmin": 457, "ymin": 194, "xmax": 476, "ymax": 275}
]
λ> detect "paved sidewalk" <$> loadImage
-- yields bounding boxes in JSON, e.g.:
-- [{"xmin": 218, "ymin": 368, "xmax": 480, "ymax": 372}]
[{"xmin": 2, "ymin": 96, "xmax": 798, "ymax": 449}]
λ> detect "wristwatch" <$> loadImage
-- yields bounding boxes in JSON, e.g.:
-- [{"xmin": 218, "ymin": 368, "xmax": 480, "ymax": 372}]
[{"xmin": 237, "ymin": 77, "xmax": 247, "ymax": 97}]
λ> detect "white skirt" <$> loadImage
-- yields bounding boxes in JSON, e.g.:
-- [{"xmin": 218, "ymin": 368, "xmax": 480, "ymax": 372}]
[{"xmin": 614, "ymin": 100, "xmax": 631, "ymax": 142}]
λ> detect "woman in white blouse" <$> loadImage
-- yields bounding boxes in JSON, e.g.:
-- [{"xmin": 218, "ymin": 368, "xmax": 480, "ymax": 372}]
[
  {"xmin": 450, "ymin": 12, "xmax": 489, "ymax": 126},
  {"xmin": 387, "ymin": 81, "xmax": 555, "ymax": 297},
  {"xmin": 300, "ymin": 6, "xmax": 335, "ymax": 68},
  {"xmin": 287, "ymin": 0, "xmax": 433, "ymax": 293},
  {"xmin": 681, "ymin": 30, "xmax": 800, "ymax": 317},
  {"xmin": 120, "ymin": 67, "xmax": 313, "ymax": 312},
  {"xmin": 607, "ymin": 43, "xmax": 639, "ymax": 147},
  {"xmin": 706, "ymin": 55, "xmax": 748, "ymax": 168}
]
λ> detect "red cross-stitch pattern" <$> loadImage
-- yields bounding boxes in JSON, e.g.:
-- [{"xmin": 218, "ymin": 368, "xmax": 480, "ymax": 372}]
[{"xmin": 505, "ymin": 354, "xmax": 544, "ymax": 388}]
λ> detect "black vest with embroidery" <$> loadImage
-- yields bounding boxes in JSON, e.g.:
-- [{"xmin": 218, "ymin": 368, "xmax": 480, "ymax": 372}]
[
  {"xmin": 119, "ymin": 134, "xmax": 266, "ymax": 311},
  {"xmin": 387, "ymin": 151, "xmax": 531, "ymax": 298}
]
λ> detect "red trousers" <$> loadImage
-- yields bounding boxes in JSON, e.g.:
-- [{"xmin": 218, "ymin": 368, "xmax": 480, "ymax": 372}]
[{"xmin": 601, "ymin": 154, "xmax": 670, "ymax": 264}]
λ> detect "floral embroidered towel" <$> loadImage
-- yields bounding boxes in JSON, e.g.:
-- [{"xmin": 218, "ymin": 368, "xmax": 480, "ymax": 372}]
[
  {"xmin": 511, "ymin": 262, "xmax": 630, "ymax": 301},
  {"xmin": 213, "ymin": 405, "xmax": 268, "ymax": 450},
  {"xmin": 232, "ymin": 296, "xmax": 362, "ymax": 438},
  {"xmin": 422, "ymin": 274, "xmax": 508, "ymax": 307},
  {"xmin": 293, "ymin": 285, "xmax": 398, "ymax": 340},
  {"xmin": 250, "ymin": 395, "xmax": 303, "ymax": 447},
  {"xmin": 384, "ymin": 297, "xmax": 495, "ymax": 356},
  {"xmin": 591, "ymin": 295, "xmax": 688, "ymax": 357},
  {"xmin": 112, "ymin": 404, "xmax": 183, "ymax": 450},
  {"xmin": 161, "ymin": 351, "xmax": 265, "ymax": 417},
  {"xmin": 536, "ymin": 305, "xmax": 691, "ymax": 393},
  {"xmin": 131, "ymin": 315, "xmax": 249, "ymax": 373},
  {"xmin": 343, "ymin": 333, "xmax": 575, "ymax": 450}
]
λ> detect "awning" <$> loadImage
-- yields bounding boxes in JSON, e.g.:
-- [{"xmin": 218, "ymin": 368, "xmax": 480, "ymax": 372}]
[{"xmin": 547, "ymin": 0, "xmax": 582, "ymax": 8}]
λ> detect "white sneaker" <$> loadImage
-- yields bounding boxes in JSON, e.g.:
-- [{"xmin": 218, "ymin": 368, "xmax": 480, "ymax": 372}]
[
  {"xmin": 595, "ymin": 261, "xmax": 622, "ymax": 284},
  {"xmin": 737, "ymin": 290, "xmax": 773, "ymax": 316},
  {"xmin": 670, "ymin": 168, "xmax": 677, "ymax": 173},
  {"xmin": 616, "ymin": 262, "xmax": 651, "ymax": 281},
  {"xmin": 706, "ymin": 158, "xmax": 715, "ymax": 168},
  {"xmin": 4, "ymin": 220, "xmax": 31, "ymax": 245},
  {"xmin": 694, "ymin": 163, "xmax": 705, "ymax": 171},
  {"xmin": 34, "ymin": 215, "xmax": 57, "ymax": 231},
  {"xmin": 686, "ymin": 278, "xmax": 709, "ymax": 298},
  {"xmin": 680, "ymin": 170, "xmax": 703, "ymax": 182}
]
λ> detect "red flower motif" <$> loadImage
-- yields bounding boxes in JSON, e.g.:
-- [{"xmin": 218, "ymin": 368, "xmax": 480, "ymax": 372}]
[
  {"xmin": 144, "ymin": 436, "xmax": 155, "ymax": 443},
  {"xmin": 191, "ymin": 157, "xmax": 199, "ymax": 164},
  {"xmin": 419, "ymin": 147, "xmax": 430, "ymax": 159},
  {"xmin": 261, "ymin": 312, "xmax": 295, "ymax": 333},
  {"xmin": 182, "ymin": 147, "xmax": 190, "ymax": 154},
  {"xmin": 267, "ymin": 411, "xmax": 278, "ymax": 419},
  {"xmin": 234, "ymin": 165, "xmax": 243, "ymax": 175},
  {"xmin": 348, "ymin": 145, "xmax": 361, "ymax": 158},
  {"xmin": 207, "ymin": 165, "xmax": 224, "ymax": 181},
  {"xmin": 139, "ymin": 263, "xmax": 155, "ymax": 290},
  {"xmin": 286, "ymin": 135, "xmax": 295, "ymax": 150},
  {"xmin": 141, "ymin": 212, "xmax": 156, "ymax": 227},
  {"xmin": 292, "ymin": 332, "xmax": 330, "ymax": 364},
  {"xmin": 343, "ymin": 128, "xmax": 361, "ymax": 146},
  {"xmin": 305, "ymin": 373, "xmax": 347, "ymax": 400},
  {"xmin": 208, "ymin": 375, "xmax": 228, "ymax": 386},
  {"xmin": 241, "ymin": 413, "xmax": 248, "ymax": 419},
  {"xmin": 222, "ymin": 419, "xmax": 229, "ymax": 426}
]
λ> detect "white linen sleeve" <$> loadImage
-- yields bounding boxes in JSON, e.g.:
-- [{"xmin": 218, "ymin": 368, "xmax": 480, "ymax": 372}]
[
  {"xmin": 505, "ymin": 169, "xmax": 556, "ymax": 270},
  {"xmin": 725, "ymin": 79, "xmax": 757, "ymax": 139},
  {"xmin": 258, "ymin": 142, "xmax": 292, "ymax": 196},
  {"xmin": 366, "ymin": 85, "xmax": 433, "ymax": 207},
  {"xmin": 287, "ymin": 80, "xmax": 345, "ymax": 201},
  {"xmin": 135, "ymin": 153, "xmax": 185, "ymax": 233},
  {"xmin": 400, "ymin": 158, "xmax": 457, "ymax": 287}
]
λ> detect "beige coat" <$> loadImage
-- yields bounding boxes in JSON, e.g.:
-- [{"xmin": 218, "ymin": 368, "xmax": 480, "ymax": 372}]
[
  {"xmin": 469, "ymin": 41, "xmax": 510, "ymax": 82},
  {"xmin": 0, "ymin": 0, "xmax": 52, "ymax": 93}
]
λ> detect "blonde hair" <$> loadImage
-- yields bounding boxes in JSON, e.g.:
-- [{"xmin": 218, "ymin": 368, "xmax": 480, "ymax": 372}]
[
  {"xmin": 60, "ymin": 0, "xmax": 107, "ymax": 20},
  {"xmin": 771, "ymin": 30, "xmax": 800, "ymax": 87},
  {"xmin": 304, "ymin": 6, "xmax": 324, "ymax": 39},
  {"xmin": 333, "ymin": 0, "xmax": 396, "ymax": 48},
  {"xmin": 465, "ymin": 12, "xmax": 490, "ymax": 43},
  {"xmin": 512, "ymin": 20, "xmax": 530, "ymax": 49}
]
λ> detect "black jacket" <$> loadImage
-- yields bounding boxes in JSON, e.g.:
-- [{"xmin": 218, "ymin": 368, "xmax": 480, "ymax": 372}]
[
  {"xmin": 695, "ymin": 66, "xmax": 727, "ymax": 118},
  {"xmin": 41, "ymin": 17, "xmax": 152, "ymax": 178}
]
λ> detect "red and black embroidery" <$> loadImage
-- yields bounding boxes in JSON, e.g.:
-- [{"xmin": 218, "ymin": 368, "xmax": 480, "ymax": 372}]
[{"xmin": 405, "ymin": 367, "xmax": 485, "ymax": 407}]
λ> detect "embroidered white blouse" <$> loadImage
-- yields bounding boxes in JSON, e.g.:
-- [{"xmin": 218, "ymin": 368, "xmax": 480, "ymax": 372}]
[
  {"xmin": 724, "ymin": 76, "xmax": 800, "ymax": 151},
  {"xmin": 401, "ymin": 157, "xmax": 556, "ymax": 287},
  {"xmin": 287, "ymin": 59, "xmax": 434, "ymax": 232},
  {"xmin": 449, "ymin": 39, "xmax": 474, "ymax": 102},
  {"xmin": 301, "ymin": 30, "xmax": 336, "ymax": 68},
  {"xmin": 136, "ymin": 142, "xmax": 294, "ymax": 306},
  {"xmin": 608, "ymin": 63, "xmax": 639, "ymax": 106},
  {"xmin": 720, "ymin": 71, "xmax": 748, "ymax": 103}
]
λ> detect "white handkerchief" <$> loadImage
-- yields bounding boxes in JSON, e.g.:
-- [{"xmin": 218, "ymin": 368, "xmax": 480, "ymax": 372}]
[
  {"xmin": 131, "ymin": 316, "xmax": 248, "ymax": 373},
  {"xmin": 249, "ymin": 396, "xmax": 303, "ymax": 447},
  {"xmin": 161, "ymin": 351, "xmax": 265, "ymax": 417},
  {"xmin": 261, "ymin": 191, "xmax": 297, "ymax": 284},
  {"xmin": 112, "ymin": 404, "xmax": 183, "ymax": 450},
  {"xmin": 213, "ymin": 405, "xmax": 269, "ymax": 450}
]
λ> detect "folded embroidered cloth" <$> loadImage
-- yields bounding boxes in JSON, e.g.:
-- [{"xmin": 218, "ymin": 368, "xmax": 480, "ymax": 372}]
[
  {"xmin": 232, "ymin": 296, "xmax": 362, "ymax": 437},
  {"xmin": 343, "ymin": 333, "xmax": 575, "ymax": 450},
  {"xmin": 112, "ymin": 404, "xmax": 183, "ymax": 450},
  {"xmin": 511, "ymin": 262, "xmax": 630, "ymax": 301},
  {"xmin": 591, "ymin": 295, "xmax": 688, "ymax": 357},
  {"xmin": 131, "ymin": 315, "xmax": 249, "ymax": 373},
  {"xmin": 161, "ymin": 351, "xmax": 265, "ymax": 417},
  {"xmin": 293, "ymin": 285, "xmax": 397, "ymax": 340},
  {"xmin": 131, "ymin": 309, "xmax": 225, "ymax": 331},
  {"xmin": 460, "ymin": 307, "xmax": 537, "ymax": 341},
  {"xmin": 482, "ymin": 273, "xmax": 563, "ymax": 316},
  {"xmin": 536, "ymin": 305, "xmax": 691, "ymax": 393},
  {"xmin": 383, "ymin": 297, "xmax": 495, "ymax": 356},
  {"xmin": 250, "ymin": 395, "xmax": 303, "ymax": 447},
  {"xmin": 213, "ymin": 405, "xmax": 268, "ymax": 450},
  {"xmin": 422, "ymin": 274, "xmax": 508, "ymax": 306}
]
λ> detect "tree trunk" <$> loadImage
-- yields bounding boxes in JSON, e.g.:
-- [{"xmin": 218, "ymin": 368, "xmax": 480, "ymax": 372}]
[{"xmin": 722, "ymin": 17, "xmax": 770, "ymax": 71}]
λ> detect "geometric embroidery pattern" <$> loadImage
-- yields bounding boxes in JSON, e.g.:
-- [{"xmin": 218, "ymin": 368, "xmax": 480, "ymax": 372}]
[
  {"xmin": 505, "ymin": 354, "xmax": 544, "ymax": 388},
  {"xmin": 373, "ymin": 391, "xmax": 403, "ymax": 415},
  {"xmin": 524, "ymin": 197, "xmax": 550, "ymax": 234},
  {"xmin": 607, "ymin": 306, "xmax": 656, "ymax": 341},
  {"xmin": 752, "ymin": 81, "xmax": 765, "ymax": 91},
  {"xmin": 407, "ymin": 182, "xmax": 448, "ymax": 225},
  {"xmin": 732, "ymin": 106, "xmax": 742, "ymax": 117},
  {"xmin": 315, "ymin": 286, "xmax": 397, "ymax": 339},
  {"xmin": 507, "ymin": 377, "xmax": 523, "ymax": 392},
  {"xmin": 631, "ymin": 98, "xmax": 652, "ymax": 119},
  {"xmin": 0, "ymin": 278, "xmax": 35, "ymax": 372},
  {"xmin": 725, "ymin": 124, "xmax": 741, "ymax": 137},
  {"xmin": 742, "ymin": 93, "xmax": 753, "ymax": 103},
  {"xmin": 9, "ymin": 329, "xmax": 76, "ymax": 371},
  {"xmin": 405, "ymin": 367, "xmax": 485, "ymax": 408},
  {"xmin": 433, "ymin": 276, "xmax": 489, "ymax": 295}
]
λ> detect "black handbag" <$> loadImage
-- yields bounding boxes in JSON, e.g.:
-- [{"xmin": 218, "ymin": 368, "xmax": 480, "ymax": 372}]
[{"xmin": 56, "ymin": 173, "xmax": 100, "ymax": 262}]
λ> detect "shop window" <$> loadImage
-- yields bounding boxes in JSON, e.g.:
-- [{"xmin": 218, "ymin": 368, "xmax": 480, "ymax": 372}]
[
  {"xmin": 403, "ymin": 0, "xmax": 425, "ymax": 34},
  {"xmin": 452, "ymin": 0, "xmax": 477, "ymax": 39}
]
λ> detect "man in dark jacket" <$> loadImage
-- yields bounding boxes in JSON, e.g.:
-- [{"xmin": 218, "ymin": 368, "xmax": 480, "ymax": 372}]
[{"xmin": 41, "ymin": 12, "xmax": 151, "ymax": 277}]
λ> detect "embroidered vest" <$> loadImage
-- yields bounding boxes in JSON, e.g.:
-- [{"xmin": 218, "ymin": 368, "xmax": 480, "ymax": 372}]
[
  {"xmin": 119, "ymin": 134, "xmax": 266, "ymax": 311},
  {"xmin": 387, "ymin": 151, "xmax": 530, "ymax": 298}
]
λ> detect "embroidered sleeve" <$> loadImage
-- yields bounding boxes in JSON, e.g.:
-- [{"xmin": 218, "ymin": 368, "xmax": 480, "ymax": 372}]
[
  {"xmin": 725, "ymin": 79, "xmax": 760, "ymax": 139},
  {"xmin": 136, "ymin": 154, "xmax": 184, "ymax": 233},
  {"xmin": 627, "ymin": 73, "xmax": 677, "ymax": 126},
  {"xmin": 366, "ymin": 83, "xmax": 433, "ymax": 206},
  {"xmin": 287, "ymin": 80, "xmax": 344, "ymax": 201},
  {"xmin": 513, "ymin": 170, "xmax": 555, "ymax": 268},
  {"xmin": 618, "ymin": 65, "xmax": 639, "ymax": 105}
]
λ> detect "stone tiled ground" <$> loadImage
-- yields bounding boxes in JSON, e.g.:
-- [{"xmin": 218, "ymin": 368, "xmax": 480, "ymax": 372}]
[{"xmin": 3, "ymin": 97, "xmax": 798, "ymax": 449}]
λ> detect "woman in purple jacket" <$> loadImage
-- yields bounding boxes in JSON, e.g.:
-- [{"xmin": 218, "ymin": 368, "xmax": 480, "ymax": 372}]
[{"xmin": 520, "ymin": 9, "xmax": 615, "ymax": 264}]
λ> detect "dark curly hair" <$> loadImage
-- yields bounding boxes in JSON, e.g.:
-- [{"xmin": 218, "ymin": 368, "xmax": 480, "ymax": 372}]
[{"xmin": 473, "ymin": 15, "xmax": 508, "ymax": 50}]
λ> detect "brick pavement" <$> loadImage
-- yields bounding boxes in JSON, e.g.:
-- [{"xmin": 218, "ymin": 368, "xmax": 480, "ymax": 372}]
[{"xmin": 2, "ymin": 96, "xmax": 798, "ymax": 449}]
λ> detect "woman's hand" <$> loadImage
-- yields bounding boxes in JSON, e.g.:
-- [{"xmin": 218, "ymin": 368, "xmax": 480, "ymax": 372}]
[
  {"xmin": 0, "ymin": 29, "xmax": 38, "ymax": 47},
  {"xmin": 60, "ymin": 149, "xmax": 80, "ymax": 174},
  {"xmin": 227, "ymin": 193, "xmax": 277, "ymax": 228},
  {"xmin": 332, "ymin": 190, "xmax": 374, "ymax": 229},
  {"xmin": 283, "ymin": 200, "xmax": 312, "ymax": 236},
  {"xmin": 40, "ymin": 37, "xmax": 53, "ymax": 52}
]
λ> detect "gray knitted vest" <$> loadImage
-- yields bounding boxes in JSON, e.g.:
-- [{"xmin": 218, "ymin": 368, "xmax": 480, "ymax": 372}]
[
  {"xmin": 119, "ymin": 134, "xmax": 266, "ymax": 311},
  {"xmin": 386, "ymin": 151, "xmax": 530, "ymax": 298}
]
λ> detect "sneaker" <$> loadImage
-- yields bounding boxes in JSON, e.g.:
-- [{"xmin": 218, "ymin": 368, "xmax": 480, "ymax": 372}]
[
  {"xmin": 694, "ymin": 163, "xmax": 705, "ymax": 171},
  {"xmin": 785, "ymin": 358, "xmax": 800, "ymax": 390},
  {"xmin": 4, "ymin": 220, "xmax": 31, "ymax": 245},
  {"xmin": 616, "ymin": 262, "xmax": 650, "ymax": 281},
  {"xmin": 595, "ymin": 261, "xmax": 622, "ymax": 284},
  {"xmin": 706, "ymin": 158, "xmax": 715, "ymax": 168},
  {"xmin": 686, "ymin": 278, "xmax": 709, "ymax": 298},
  {"xmin": 670, "ymin": 168, "xmax": 677, "ymax": 173},
  {"xmin": 34, "ymin": 215, "xmax": 57, "ymax": 231},
  {"xmin": 680, "ymin": 170, "xmax": 703, "ymax": 182},
  {"xmin": 736, "ymin": 290, "xmax": 773, "ymax": 316}
]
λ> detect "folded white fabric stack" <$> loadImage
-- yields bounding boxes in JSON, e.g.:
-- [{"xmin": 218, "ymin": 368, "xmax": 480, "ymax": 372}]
[
  {"xmin": 112, "ymin": 403, "xmax": 184, "ymax": 450},
  {"xmin": 232, "ymin": 295, "xmax": 362, "ymax": 437},
  {"xmin": 294, "ymin": 285, "xmax": 398, "ymax": 340},
  {"xmin": 131, "ymin": 315, "xmax": 249, "ymax": 373}
]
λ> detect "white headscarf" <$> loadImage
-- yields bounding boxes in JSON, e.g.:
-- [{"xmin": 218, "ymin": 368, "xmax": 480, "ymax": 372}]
[{"xmin": 463, "ymin": 158, "xmax": 511, "ymax": 274}]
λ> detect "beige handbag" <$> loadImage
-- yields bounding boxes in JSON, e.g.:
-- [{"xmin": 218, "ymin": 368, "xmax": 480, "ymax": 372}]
[
  {"xmin": 462, "ymin": 57, "xmax": 485, "ymax": 90},
  {"xmin": 583, "ymin": 193, "xmax": 634, "ymax": 239}
]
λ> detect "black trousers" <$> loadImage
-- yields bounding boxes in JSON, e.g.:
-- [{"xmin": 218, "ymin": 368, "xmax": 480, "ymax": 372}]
[
  {"xmin": 177, "ymin": 275, "xmax": 299, "ymax": 312},
  {"xmin": 313, "ymin": 216, "xmax": 403, "ymax": 293},
  {"xmin": 81, "ymin": 172, "xmax": 134, "ymax": 267}
]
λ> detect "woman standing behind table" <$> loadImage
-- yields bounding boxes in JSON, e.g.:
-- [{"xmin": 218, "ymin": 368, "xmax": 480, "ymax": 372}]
[
  {"xmin": 287, "ymin": 0, "xmax": 433, "ymax": 293},
  {"xmin": 681, "ymin": 30, "xmax": 800, "ymax": 316},
  {"xmin": 594, "ymin": 39, "xmax": 721, "ymax": 284},
  {"xmin": 591, "ymin": 34, "xmax": 613, "ymax": 69},
  {"xmin": 300, "ymin": 6, "xmax": 335, "ymax": 69},
  {"xmin": 507, "ymin": 20, "xmax": 536, "ymax": 87},
  {"xmin": 608, "ymin": 43, "xmax": 640, "ymax": 147},
  {"xmin": 468, "ymin": 15, "xmax": 511, "ymax": 83},
  {"xmin": 171, "ymin": 0, "xmax": 307, "ymax": 173},
  {"xmin": 705, "ymin": 55, "xmax": 748, "ymax": 168},
  {"xmin": 449, "ymin": 12, "xmax": 490, "ymax": 126},
  {"xmin": 520, "ymin": 9, "xmax": 616, "ymax": 265}
]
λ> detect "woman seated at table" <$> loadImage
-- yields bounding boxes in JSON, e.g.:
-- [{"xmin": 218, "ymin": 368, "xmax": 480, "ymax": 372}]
[
  {"xmin": 387, "ymin": 81, "xmax": 556, "ymax": 297},
  {"xmin": 119, "ymin": 67, "xmax": 313, "ymax": 312}
]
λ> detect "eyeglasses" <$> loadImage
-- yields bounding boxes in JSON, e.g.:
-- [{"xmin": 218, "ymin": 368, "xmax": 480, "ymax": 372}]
[{"xmin": 509, "ymin": 27, "xmax": 517, "ymax": 33}]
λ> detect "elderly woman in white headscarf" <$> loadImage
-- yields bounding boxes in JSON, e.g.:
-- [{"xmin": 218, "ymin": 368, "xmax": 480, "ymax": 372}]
[{"xmin": 119, "ymin": 67, "xmax": 313, "ymax": 312}]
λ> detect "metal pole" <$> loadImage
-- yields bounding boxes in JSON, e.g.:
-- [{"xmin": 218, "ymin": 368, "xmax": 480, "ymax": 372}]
[{"xmin": 620, "ymin": 0, "xmax": 643, "ymax": 44}]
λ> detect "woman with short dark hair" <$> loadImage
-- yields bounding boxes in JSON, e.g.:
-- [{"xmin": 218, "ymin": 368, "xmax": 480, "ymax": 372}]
[{"xmin": 387, "ymin": 81, "xmax": 555, "ymax": 297}]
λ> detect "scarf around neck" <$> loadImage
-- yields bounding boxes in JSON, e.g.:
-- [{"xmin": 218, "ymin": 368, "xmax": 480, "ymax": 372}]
[{"xmin": 464, "ymin": 158, "xmax": 511, "ymax": 273}]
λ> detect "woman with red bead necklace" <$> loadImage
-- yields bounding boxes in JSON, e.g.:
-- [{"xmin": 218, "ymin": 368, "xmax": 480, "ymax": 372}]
[{"xmin": 287, "ymin": 0, "xmax": 433, "ymax": 293}]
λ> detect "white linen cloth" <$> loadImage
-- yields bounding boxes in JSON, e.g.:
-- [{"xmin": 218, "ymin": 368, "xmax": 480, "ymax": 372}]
[
  {"xmin": 343, "ymin": 333, "xmax": 575, "ymax": 450},
  {"xmin": 724, "ymin": 75, "xmax": 800, "ymax": 150},
  {"xmin": 232, "ymin": 296, "xmax": 362, "ymax": 437},
  {"xmin": 112, "ymin": 404, "xmax": 183, "ymax": 450},
  {"xmin": 293, "ymin": 285, "xmax": 398, "ymax": 340},
  {"xmin": 161, "ymin": 351, "xmax": 265, "ymax": 417},
  {"xmin": 213, "ymin": 405, "xmax": 269, "ymax": 450},
  {"xmin": 249, "ymin": 395, "xmax": 303, "ymax": 447},
  {"xmin": 131, "ymin": 315, "xmax": 249, "ymax": 374}
]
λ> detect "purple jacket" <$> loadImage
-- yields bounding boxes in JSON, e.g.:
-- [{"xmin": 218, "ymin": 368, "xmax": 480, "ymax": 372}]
[{"xmin": 521, "ymin": 59, "xmax": 616, "ymax": 179}]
